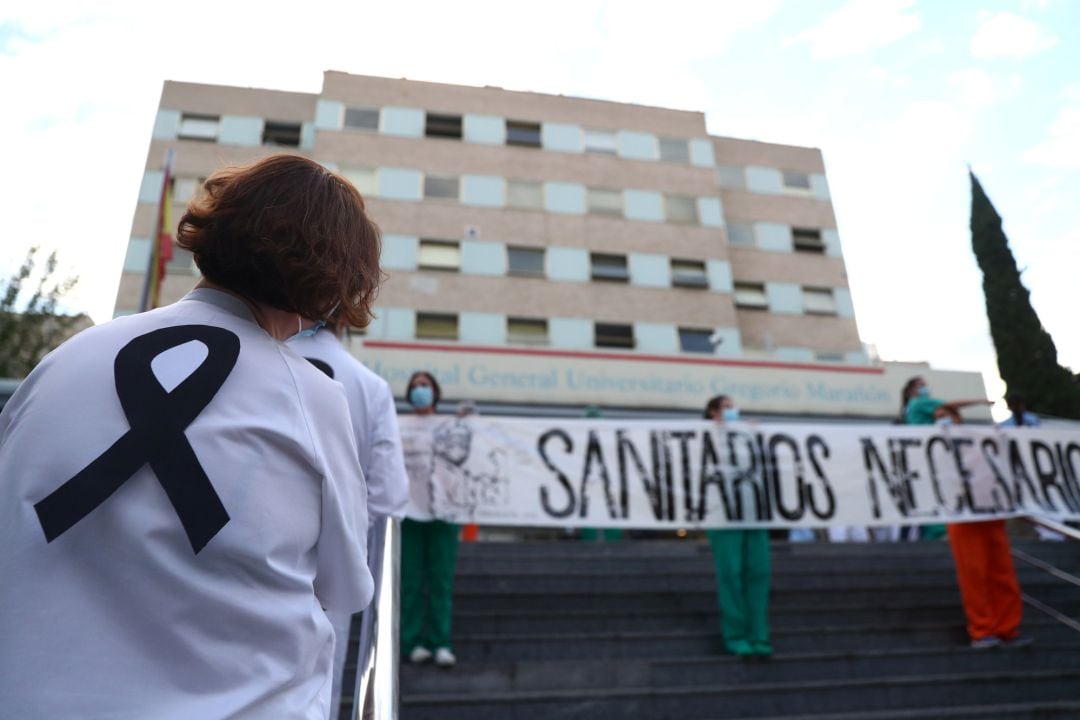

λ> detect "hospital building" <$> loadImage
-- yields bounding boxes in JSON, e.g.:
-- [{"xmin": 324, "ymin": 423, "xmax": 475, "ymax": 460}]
[{"xmin": 115, "ymin": 71, "xmax": 987, "ymax": 420}]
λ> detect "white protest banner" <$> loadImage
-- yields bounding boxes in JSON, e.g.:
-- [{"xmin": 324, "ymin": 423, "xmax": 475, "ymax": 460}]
[{"xmin": 398, "ymin": 416, "xmax": 1080, "ymax": 529}]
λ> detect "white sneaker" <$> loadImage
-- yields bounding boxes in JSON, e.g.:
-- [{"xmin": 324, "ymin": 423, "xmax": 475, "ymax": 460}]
[
  {"xmin": 434, "ymin": 647, "xmax": 456, "ymax": 667},
  {"xmin": 409, "ymin": 646, "xmax": 432, "ymax": 664}
]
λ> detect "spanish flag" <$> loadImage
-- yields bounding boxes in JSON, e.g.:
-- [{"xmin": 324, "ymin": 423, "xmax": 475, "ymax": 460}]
[{"xmin": 145, "ymin": 148, "xmax": 175, "ymax": 310}]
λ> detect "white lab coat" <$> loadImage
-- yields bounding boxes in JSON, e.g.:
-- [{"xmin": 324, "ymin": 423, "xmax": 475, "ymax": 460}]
[
  {"xmin": 288, "ymin": 328, "xmax": 409, "ymax": 521},
  {"xmin": 0, "ymin": 288, "xmax": 372, "ymax": 719},
  {"xmin": 288, "ymin": 329, "xmax": 409, "ymax": 717}
]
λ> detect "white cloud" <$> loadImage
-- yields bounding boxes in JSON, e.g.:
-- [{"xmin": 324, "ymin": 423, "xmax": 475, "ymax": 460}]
[
  {"xmin": 1024, "ymin": 86, "xmax": 1080, "ymax": 169},
  {"xmin": 789, "ymin": 0, "xmax": 921, "ymax": 59},
  {"xmin": 1020, "ymin": 0, "xmax": 1052, "ymax": 12},
  {"xmin": 970, "ymin": 11, "xmax": 1057, "ymax": 60},
  {"xmin": 947, "ymin": 69, "xmax": 996, "ymax": 110},
  {"xmin": 599, "ymin": 0, "xmax": 781, "ymax": 59},
  {"xmin": 818, "ymin": 96, "xmax": 988, "ymax": 373}
]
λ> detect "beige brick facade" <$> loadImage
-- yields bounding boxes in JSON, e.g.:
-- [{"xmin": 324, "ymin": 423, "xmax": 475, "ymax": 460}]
[{"xmin": 117, "ymin": 71, "xmax": 866, "ymax": 371}]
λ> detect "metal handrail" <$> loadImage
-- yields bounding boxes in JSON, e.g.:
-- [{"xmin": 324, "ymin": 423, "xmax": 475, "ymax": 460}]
[
  {"xmin": 1026, "ymin": 515, "xmax": 1080, "ymax": 542},
  {"xmin": 1011, "ymin": 515, "xmax": 1080, "ymax": 635},
  {"xmin": 351, "ymin": 516, "xmax": 400, "ymax": 720}
]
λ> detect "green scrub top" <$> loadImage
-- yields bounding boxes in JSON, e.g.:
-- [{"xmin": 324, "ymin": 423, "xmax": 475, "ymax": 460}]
[{"xmin": 906, "ymin": 395, "xmax": 943, "ymax": 425}]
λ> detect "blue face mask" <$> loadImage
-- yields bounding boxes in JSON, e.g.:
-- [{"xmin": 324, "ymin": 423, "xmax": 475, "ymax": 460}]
[
  {"xmin": 409, "ymin": 385, "xmax": 434, "ymax": 409},
  {"xmin": 286, "ymin": 302, "xmax": 339, "ymax": 343},
  {"xmin": 287, "ymin": 321, "xmax": 325, "ymax": 343},
  {"xmin": 722, "ymin": 407, "xmax": 740, "ymax": 422},
  {"xmin": 917, "ymin": 385, "xmax": 930, "ymax": 398}
]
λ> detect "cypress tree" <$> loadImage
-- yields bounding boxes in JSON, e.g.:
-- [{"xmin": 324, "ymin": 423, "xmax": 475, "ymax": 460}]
[{"xmin": 970, "ymin": 171, "xmax": 1080, "ymax": 419}]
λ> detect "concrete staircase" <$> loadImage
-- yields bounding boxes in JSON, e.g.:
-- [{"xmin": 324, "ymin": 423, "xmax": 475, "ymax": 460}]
[{"xmin": 395, "ymin": 539, "xmax": 1080, "ymax": 719}]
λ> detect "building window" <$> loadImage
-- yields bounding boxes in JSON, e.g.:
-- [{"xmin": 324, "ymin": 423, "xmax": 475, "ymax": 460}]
[
  {"xmin": 418, "ymin": 240, "xmax": 460, "ymax": 271},
  {"xmin": 341, "ymin": 167, "xmax": 377, "ymax": 195},
  {"xmin": 734, "ymin": 282, "xmax": 768, "ymax": 310},
  {"xmin": 584, "ymin": 129, "xmax": 617, "ymax": 155},
  {"xmin": 506, "ymin": 180, "xmax": 543, "ymax": 210},
  {"xmin": 507, "ymin": 246, "xmax": 545, "ymax": 276},
  {"xmin": 595, "ymin": 322, "xmax": 635, "ymax": 349},
  {"xmin": 508, "ymin": 317, "xmax": 549, "ymax": 346},
  {"xmin": 803, "ymin": 287, "xmax": 838, "ymax": 315},
  {"xmin": 587, "ymin": 187, "xmax": 623, "ymax": 216},
  {"xmin": 727, "ymin": 223, "xmax": 756, "ymax": 247},
  {"xmin": 793, "ymin": 227, "xmax": 826, "ymax": 253},
  {"xmin": 171, "ymin": 177, "xmax": 203, "ymax": 203},
  {"xmin": 715, "ymin": 165, "xmax": 746, "ymax": 189},
  {"xmin": 262, "ymin": 120, "xmax": 302, "ymax": 147},
  {"xmin": 344, "ymin": 106, "xmax": 380, "ymax": 131},
  {"xmin": 177, "ymin": 113, "xmax": 219, "ymax": 141},
  {"xmin": 664, "ymin": 194, "xmax": 698, "ymax": 224},
  {"xmin": 782, "ymin": 170, "xmax": 812, "ymax": 191},
  {"xmin": 671, "ymin": 259, "xmax": 708, "ymax": 289},
  {"xmin": 659, "ymin": 137, "xmax": 690, "ymax": 163},
  {"xmin": 679, "ymin": 328, "xmax": 713, "ymax": 353},
  {"xmin": 506, "ymin": 120, "xmax": 542, "ymax": 148},
  {"xmin": 591, "ymin": 253, "xmax": 629, "ymax": 282},
  {"xmin": 167, "ymin": 246, "xmax": 195, "ymax": 274},
  {"xmin": 416, "ymin": 312, "xmax": 458, "ymax": 340},
  {"xmin": 425, "ymin": 112, "xmax": 463, "ymax": 140},
  {"xmin": 423, "ymin": 174, "xmax": 460, "ymax": 200}
]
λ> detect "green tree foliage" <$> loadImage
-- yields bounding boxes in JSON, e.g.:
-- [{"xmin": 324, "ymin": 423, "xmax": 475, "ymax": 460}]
[
  {"xmin": 970, "ymin": 171, "xmax": 1080, "ymax": 419},
  {"xmin": 0, "ymin": 247, "xmax": 81, "ymax": 378}
]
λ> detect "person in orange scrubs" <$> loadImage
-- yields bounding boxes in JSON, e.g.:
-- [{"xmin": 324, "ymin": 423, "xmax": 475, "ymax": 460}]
[{"xmin": 904, "ymin": 376, "xmax": 1031, "ymax": 650}]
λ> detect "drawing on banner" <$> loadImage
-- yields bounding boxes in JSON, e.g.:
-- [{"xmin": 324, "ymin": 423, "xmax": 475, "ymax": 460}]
[{"xmin": 428, "ymin": 418, "xmax": 510, "ymax": 520}]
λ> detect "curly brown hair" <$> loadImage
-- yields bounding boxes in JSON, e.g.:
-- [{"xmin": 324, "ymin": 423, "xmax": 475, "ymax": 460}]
[{"xmin": 177, "ymin": 153, "xmax": 381, "ymax": 326}]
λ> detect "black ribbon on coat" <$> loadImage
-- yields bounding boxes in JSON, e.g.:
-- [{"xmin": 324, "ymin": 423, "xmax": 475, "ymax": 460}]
[{"xmin": 34, "ymin": 325, "xmax": 240, "ymax": 553}]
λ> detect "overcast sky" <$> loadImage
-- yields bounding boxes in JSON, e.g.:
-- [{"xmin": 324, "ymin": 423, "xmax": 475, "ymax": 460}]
[{"xmin": 1, "ymin": 0, "xmax": 1077, "ymax": 414}]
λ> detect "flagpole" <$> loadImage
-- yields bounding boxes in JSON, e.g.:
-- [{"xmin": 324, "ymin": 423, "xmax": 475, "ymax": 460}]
[{"xmin": 138, "ymin": 147, "xmax": 175, "ymax": 312}]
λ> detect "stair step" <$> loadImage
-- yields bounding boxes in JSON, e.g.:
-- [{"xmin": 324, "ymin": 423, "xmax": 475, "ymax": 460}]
[
  {"xmin": 397, "ymin": 644, "xmax": 1080, "ymax": 694},
  {"xmin": 444, "ymin": 618, "xmax": 1073, "ymax": 661},
  {"xmin": 450, "ymin": 604, "xmax": 975, "ymax": 634},
  {"xmin": 452, "ymin": 571, "xmax": 1070, "ymax": 594},
  {"xmin": 453, "ymin": 583, "xmax": 1080, "ymax": 613},
  {"xmin": 401, "ymin": 668, "xmax": 1080, "ymax": 720},
  {"xmin": 455, "ymin": 540, "xmax": 1076, "ymax": 559},
  {"xmin": 741, "ymin": 699, "xmax": 1080, "ymax": 720}
]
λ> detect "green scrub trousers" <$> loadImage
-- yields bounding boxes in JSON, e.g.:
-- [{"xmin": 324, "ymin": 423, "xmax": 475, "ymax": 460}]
[
  {"xmin": 707, "ymin": 529, "xmax": 772, "ymax": 654},
  {"xmin": 401, "ymin": 518, "xmax": 459, "ymax": 652}
]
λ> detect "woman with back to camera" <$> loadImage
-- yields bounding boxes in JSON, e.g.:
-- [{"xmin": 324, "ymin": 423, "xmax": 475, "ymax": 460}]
[
  {"xmin": 400, "ymin": 370, "xmax": 462, "ymax": 668},
  {"xmin": 703, "ymin": 394, "xmax": 772, "ymax": 660},
  {"xmin": 0, "ymin": 154, "xmax": 382, "ymax": 719}
]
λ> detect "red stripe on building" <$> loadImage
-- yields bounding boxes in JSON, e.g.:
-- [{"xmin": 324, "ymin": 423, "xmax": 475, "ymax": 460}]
[{"xmin": 361, "ymin": 340, "xmax": 885, "ymax": 375}]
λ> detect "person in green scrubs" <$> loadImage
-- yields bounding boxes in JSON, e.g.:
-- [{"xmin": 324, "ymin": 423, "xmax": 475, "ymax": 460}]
[
  {"xmin": 400, "ymin": 371, "xmax": 460, "ymax": 668},
  {"xmin": 703, "ymin": 395, "xmax": 772, "ymax": 659}
]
